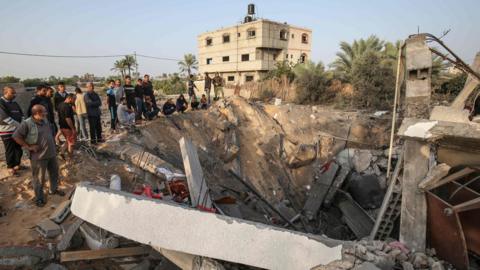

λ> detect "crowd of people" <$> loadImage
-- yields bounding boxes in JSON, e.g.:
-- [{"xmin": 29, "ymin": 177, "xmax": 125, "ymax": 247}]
[{"xmin": 0, "ymin": 72, "xmax": 226, "ymax": 207}]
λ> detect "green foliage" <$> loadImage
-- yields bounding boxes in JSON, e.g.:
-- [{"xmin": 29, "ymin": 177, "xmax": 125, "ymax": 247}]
[
  {"xmin": 331, "ymin": 35, "xmax": 386, "ymax": 81},
  {"xmin": 153, "ymin": 74, "xmax": 186, "ymax": 95},
  {"xmin": 22, "ymin": 78, "xmax": 44, "ymax": 87},
  {"xmin": 111, "ymin": 55, "xmax": 138, "ymax": 78},
  {"xmin": 293, "ymin": 61, "xmax": 331, "ymax": 104},
  {"xmin": 439, "ymin": 72, "xmax": 467, "ymax": 96},
  {"xmin": 264, "ymin": 61, "xmax": 296, "ymax": 82},
  {"xmin": 178, "ymin": 54, "xmax": 198, "ymax": 76},
  {"xmin": 0, "ymin": 76, "xmax": 21, "ymax": 83},
  {"xmin": 350, "ymin": 51, "xmax": 395, "ymax": 109}
]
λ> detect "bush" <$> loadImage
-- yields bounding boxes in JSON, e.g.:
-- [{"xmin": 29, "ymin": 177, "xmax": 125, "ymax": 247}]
[
  {"xmin": 350, "ymin": 51, "xmax": 395, "ymax": 109},
  {"xmin": 153, "ymin": 74, "xmax": 186, "ymax": 95},
  {"xmin": 438, "ymin": 73, "xmax": 467, "ymax": 96},
  {"xmin": 293, "ymin": 61, "xmax": 331, "ymax": 104}
]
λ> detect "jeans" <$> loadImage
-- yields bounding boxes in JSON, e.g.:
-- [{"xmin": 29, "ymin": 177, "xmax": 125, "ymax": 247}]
[
  {"xmin": 109, "ymin": 105, "xmax": 117, "ymax": 130},
  {"xmin": 74, "ymin": 113, "xmax": 89, "ymax": 140},
  {"xmin": 135, "ymin": 97, "xmax": 145, "ymax": 120},
  {"xmin": 31, "ymin": 157, "xmax": 59, "ymax": 202},
  {"xmin": 88, "ymin": 115, "xmax": 102, "ymax": 143},
  {"xmin": 2, "ymin": 136, "xmax": 22, "ymax": 169}
]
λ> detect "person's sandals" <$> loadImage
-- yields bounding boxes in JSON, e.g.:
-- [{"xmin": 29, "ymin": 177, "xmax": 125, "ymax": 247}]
[{"xmin": 49, "ymin": 190, "xmax": 65, "ymax": 196}]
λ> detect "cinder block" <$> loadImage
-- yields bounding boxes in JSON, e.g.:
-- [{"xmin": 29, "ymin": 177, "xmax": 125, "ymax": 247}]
[{"xmin": 36, "ymin": 219, "xmax": 62, "ymax": 238}]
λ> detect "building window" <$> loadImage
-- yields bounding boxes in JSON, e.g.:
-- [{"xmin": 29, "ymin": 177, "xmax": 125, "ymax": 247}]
[
  {"xmin": 302, "ymin": 33, "xmax": 309, "ymax": 44},
  {"xmin": 228, "ymin": 76, "xmax": 235, "ymax": 81},
  {"xmin": 280, "ymin": 30, "xmax": 288, "ymax": 40},
  {"xmin": 291, "ymin": 34, "xmax": 295, "ymax": 39},
  {"xmin": 237, "ymin": 32, "xmax": 241, "ymax": 37},
  {"xmin": 241, "ymin": 54, "xmax": 250, "ymax": 61},
  {"xmin": 285, "ymin": 54, "xmax": 288, "ymax": 59},
  {"xmin": 300, "ymin": 53, "xmax": 307, "ymax": 63},
  {"xmin": 222, "ymin": 56, "xmax": 230, "ymax": 62},
  {"xmin": 206, "ymin": 58, "xmax": 212, "ymax": 65},
  {"xmin": 206, "ymin": 37, "xmax": 212, "ymax": 46},
  {"xmin": 223, "ymin": 34, "xmax": 230, "ymax": 43},
  {"xmin": 245, "ymin": 75, "xmax": 254, "ymax": 82},
  {"xmin": 247, "ymin": 28, "xmax": 256, "ymax": 38}
]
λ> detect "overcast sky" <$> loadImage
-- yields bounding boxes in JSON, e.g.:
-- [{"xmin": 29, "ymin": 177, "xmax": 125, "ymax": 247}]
[{"xmin": 0, "ymin": 0, "xmax": 479, "ymax": 79}]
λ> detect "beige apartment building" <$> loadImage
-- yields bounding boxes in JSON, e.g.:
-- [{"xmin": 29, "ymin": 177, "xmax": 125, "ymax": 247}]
[{"xmin": 197, "ymin": 13, "xmax": 312, "ymax": 85}]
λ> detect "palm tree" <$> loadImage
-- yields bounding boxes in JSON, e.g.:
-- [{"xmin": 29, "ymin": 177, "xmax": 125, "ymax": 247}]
[
  {"xmin": 123, "ymin": 55, "xmax": 137, "ymax": 77},
  {"xmin": 178, "ymin": 54, "xmax": 198, "ymax": 77},
  {"xmin": 111, "ymin": 60, "xmax": 126, "ymax": 79},
  {"xmin": 331, "ymin": 35, "xmax": 385, "ymax": 80}
]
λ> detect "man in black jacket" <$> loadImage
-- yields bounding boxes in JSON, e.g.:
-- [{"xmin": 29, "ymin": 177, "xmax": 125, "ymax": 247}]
[
  {"xmin": 84, "ymin": 82, "xmax": 103, "ymax": 144},
  {"xmin": 53, "ymin": 82, "xmax": 67, "ymax": 111},
  {"xmin": 123, "ymin": 75, "xmax": 136, "ymax": 110},
  {"xmin": 0, "ymin": 86, "xmax": 24, "ymax": 176},
  {"xmin": 143, "ymin": 74, "xmax": 158, "ymax": 110},
  {"xmin": 28, "ymin": 85, "xmax": 56, "ymax": 136}
]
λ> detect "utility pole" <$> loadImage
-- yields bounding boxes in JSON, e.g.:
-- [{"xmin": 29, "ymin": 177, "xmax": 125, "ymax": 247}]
[{"xmin": 134, "ymin": 51, "xmax": 139, "ymax": 79}]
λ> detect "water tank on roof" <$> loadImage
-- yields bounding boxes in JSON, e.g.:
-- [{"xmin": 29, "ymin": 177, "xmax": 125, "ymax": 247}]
[
  {"xmin": 244, "ymin": 15, "xmax": 253, "ymax": 23},
  {"xmin": 248, "ymin": 4, "xmax": 255, "ymax": 15}
]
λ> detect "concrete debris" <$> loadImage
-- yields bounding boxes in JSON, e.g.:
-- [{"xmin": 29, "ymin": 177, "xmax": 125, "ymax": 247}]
[
  {"xmin": 193, "ymin": 256, "xmax": 226, "ymax": 270},
  {"xmin": 418, "ymin": 163, "xmax": 451, "ymax": 190},
  {"xmin": 303, "ymin": 162, "xmax": 339, "ymax": 220},
  {"xmin": 287, "ymin": 144, "xmax": 317, "ymax": 168},
  {"xmin": 43, "ymin": 263, "xmax": 68, "ymax": 270},
  {"xmin": 49, "ymin": 199, "xmax": 71, "ymax": 224},
  {"xmin": 36, "ymin": 218, "xmax": 62, "ymax": 238},
  {"xmin": 79, "ymin": 222, "xmax": 119, "ymax": 250},
  {"xmin": 57, "ymin": 218, "xmax": 84, "ymax": 251},
  {"xmin": 336, "ymin": 193, "xmax": 374, "ymax": 239},
  {"xmin": 0, "ymin": 246, "xmax": 53, "ymax": 267},
  {"xmin": 71, "ymin": 183, "xmax": 344, "ymax": 270},
  {"xmin": 347, "ymin": 174, "xmax": 384, "ymax": 209},
  {"xmin": 355, "ymin": 262, "xmax": 381, "ymax": 270},
  {"xmin": 222, "ymin": 144, "xmax": 239, "ymax": 163},
  {"xmin": 352, "ymin": 149, "xmax": 373, "ymax": 173}
]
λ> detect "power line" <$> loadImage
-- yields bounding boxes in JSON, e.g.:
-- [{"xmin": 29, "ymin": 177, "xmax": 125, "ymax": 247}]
[{"xmin": 0, "ymin": 50, "xmax": 181, "ymax": 61}]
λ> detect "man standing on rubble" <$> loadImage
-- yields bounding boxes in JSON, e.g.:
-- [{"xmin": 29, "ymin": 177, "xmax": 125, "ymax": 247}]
[
  {"xmin": 204, "ymin": 72, "xmax": 212, "ymax": 104},
  {"xmin": 123, "ymin": 76, "xmax": 136, "ymax": 111},
  {"xmin": 28, "ymin": 85, "xmax": 55, "ymax": 135},
  {"xmin": 53, "ymin": 82, "xmax": 67, "ymax": 111},
  {"xmin": 84, "ymin": 82, "xmax": 103, "ymax": 144},
  {"xmin": 57, "ymin": 94, "xmax": 76, "ymax": 159},
  {"xmin": 13, "ymin": 104, "xmax": 65, "ymax": 207},
  {"xmin": 0, "ymin": 86, "xmax": 24, "ymax": 176},
  {"xmin": 142, "ymin": 74, "xmax": 157, "ymax": 111},
  {"xmin": 213, "ymin": 73, "xmax": 224, "ymax": 100}
]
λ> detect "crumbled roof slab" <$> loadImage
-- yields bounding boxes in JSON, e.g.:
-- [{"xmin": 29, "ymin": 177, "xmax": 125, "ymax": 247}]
[{"xmin": 71, "ymin": 183, "xmax": 343, "ymax": 270}]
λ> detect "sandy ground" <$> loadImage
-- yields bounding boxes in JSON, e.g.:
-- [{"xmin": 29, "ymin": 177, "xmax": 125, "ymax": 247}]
[{"xmin": 0, "ymin": 145, "xmax": 134, "ymax": 246}]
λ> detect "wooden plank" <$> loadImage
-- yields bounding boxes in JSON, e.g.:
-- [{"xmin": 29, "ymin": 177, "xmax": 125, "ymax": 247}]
[
  {"xmin": 60, "ymin": 246, "xmax": 150, "ymax": 262},
  {"xmin": 179, "ymin": 137, "xmax": 213, "ymax": 208},
  {"xmin": 399, "ymin": 140, "xmax": 429, "ymax": 251}
]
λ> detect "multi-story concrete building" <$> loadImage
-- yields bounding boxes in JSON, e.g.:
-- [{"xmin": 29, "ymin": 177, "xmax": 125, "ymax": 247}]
[{"xmin": 197, "ymin": 5, "xmax": 312, "ymax": 85}]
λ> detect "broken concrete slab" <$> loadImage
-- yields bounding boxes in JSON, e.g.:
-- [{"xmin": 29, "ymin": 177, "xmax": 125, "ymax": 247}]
[
  {"xmin": 303, "ymin": 162, "xmax": 339, "ymax": 221},
  {"xmin": 352, "ymin": 150, "xmax": 373, "ymax": 173},
  {"xmin": 57, "ymin": 218, "xmax": 84, "ymax": 251},
  {"xmin": 0, "ymin": 246, "xmax": 53, "ymax": 268},
  {"xmin": 71, "ymin": 183, "xmax": 343, "ymax": 270},
  {"xmin": 36, "ymin": 218, "xmax": 62, "ymax": 238},
  {"xmin": 49, "ymin": 199, "xmax": 71, "ymax": 224},
  {"xmin": 418, "ymin": 163, "xmax": 451, "ymax": 190},
  {"xmin": 179, "ymin": 137, "xmax": 213, "ymax": 209},
  {"xmin": 323, "ymin": 167, "xmax": 350, "ymax": 207},
  {"xmin": 98, "ymin": 140, "xmax": 186, "ymax": 181},
  {"xmin": 337, "ymin": 193, "xmax": 374, "ymax": 239}
]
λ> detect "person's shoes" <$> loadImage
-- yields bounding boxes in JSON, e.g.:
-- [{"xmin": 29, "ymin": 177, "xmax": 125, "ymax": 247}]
[
  {"xmin": 7, "ymin": 168, "xmax": 18, "ymax": 177},
  {"xmin": 35, "ymin": 199, "xmax": 46, "ymax": 207},
  {"xmin": 13, "ymin": 165, "xmax": 26, "ymax": 171},
  {"xmin": 49, "ymin": 190, "xmax": 65, "ymax": 196}
]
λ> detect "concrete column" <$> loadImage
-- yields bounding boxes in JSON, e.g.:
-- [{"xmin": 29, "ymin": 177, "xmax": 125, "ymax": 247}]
[{"xmin": 399, "ymin": 35, "xmax": 432, "ymax": 252}]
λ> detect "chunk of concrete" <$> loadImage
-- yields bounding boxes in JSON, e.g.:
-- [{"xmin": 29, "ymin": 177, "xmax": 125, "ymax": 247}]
[
  {"xmin": 49, "ymin": 199, "xmax": 71, "ymax": 224},
  {"xmin": 71, "ymin": 183, "xmax": 344, "ymax": 270},
  {"xmin": 418, "ymin": 163, "xmax": 451, "ymax": 190},
  {"xmin": 287, "ymin": 144, "xmax": 317, "ymax": 169},
  {"xmin": 44, "ymin": 263, "xmax": 68, "ymax": 270},
  {"xmin": 303, "ymin": 162, "xmax": 339, "ymax": 220},
  {"xmin": 352, "ymin": 150, "xmax": 373, "ymax": 173},
  {"xmin": 36, "ymin": 218, "xmax": 62, "ymax": 238},
  {"xmin": 355, "ymin": 262, "xmax": 380, "ymax": 270},
  {"xmin": 57, "ymin": 218, "xmax": 84, "ymax": 251}
]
